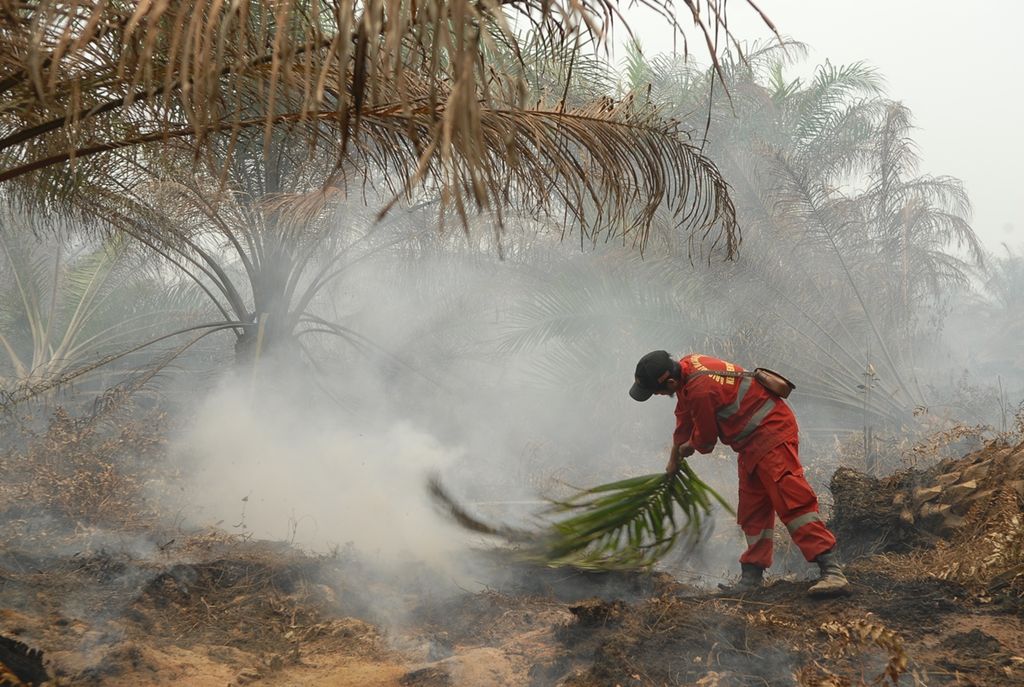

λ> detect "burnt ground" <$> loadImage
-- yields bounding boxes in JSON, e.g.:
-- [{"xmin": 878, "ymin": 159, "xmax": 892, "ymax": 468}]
[
  {"xmin": 1, "ymin": 530, "xmax": 1022, "ymax": 686},
  {"xmin": 1, "ymin": 422, "xmax": 1022, "ymax": 686}
]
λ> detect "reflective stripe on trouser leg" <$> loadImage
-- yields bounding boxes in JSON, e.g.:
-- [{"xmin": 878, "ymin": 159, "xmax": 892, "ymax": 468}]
[
  {"xmin": 753, "ymin": 442, "xmax": 837, "ymax": 562},
  {"xmin": 737, "ymin": 463, "xmax": 776, "ymax": 569},
  {"xmin": 785, "ymin": 511, "xmax": 823, "ymax": 533},
  {"xmin": 782, "ymin": 509, "xmax": 835, "ymax": 562}
]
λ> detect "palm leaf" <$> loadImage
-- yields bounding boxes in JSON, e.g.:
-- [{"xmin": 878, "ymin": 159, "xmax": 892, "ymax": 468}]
[
  {"xmin": 534, "ymin": 463, "xmax": 733, "ymax": 570},
  {"xmin": 428, "ymin": 464, "xmax": 733, "ymax": 572},
  {"xmin": 0, "ymin": 0, "xmax": 774, "ymax": 254}
]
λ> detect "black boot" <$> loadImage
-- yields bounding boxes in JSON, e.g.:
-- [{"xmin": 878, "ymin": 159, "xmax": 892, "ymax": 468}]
[
  {"xmin": 808, "ymin": 550, "xmax": 851, "ymax": 597},
  {"xmin": 717, "ymin": 563, "xmax": 764, "ymax": 594}
]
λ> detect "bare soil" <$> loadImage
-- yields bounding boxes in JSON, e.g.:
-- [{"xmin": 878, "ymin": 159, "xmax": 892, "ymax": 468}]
[{"xmin": 2, "ymin": 434, "xmax": 1023, "ymax": 686}]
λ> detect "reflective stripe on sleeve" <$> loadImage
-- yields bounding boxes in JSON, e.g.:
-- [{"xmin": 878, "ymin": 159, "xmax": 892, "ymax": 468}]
[
  {"xmin": 716, "ymin": 376, "xmax": 753, "ymax": 421},
  {"xmin": 744, "ymin": 529, "xmax": 774, "ymax": 546},
  {"xmin": 733, "ymin": 398, "xmax": 776, "ymax": 443},
  {"xmin": 785, "ymin": 511, "xmax": 823, "ymax": 533}
]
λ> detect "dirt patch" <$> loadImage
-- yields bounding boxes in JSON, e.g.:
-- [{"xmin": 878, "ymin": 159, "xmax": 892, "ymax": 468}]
[
  {"xmin": 556, "ymin": 593, "xmax": 804, "ymax": 686},
  {"xmin": 463, "ymin": 553, "xmax": 679, "ymax": 602},
  {"xmin": 4, "ymin": 424, "xmax": 1024, "ymax": 685},
  {"xmin": 935, "ymin": 629, "xmax": 1020, "ymax": 683},
  {"xmin": 5, "ymin": 527, "xmax": 1024, "ymax": 686},
  {"xmin": 0, "ymin": 529, "xmax": 407, "ymax": 685}
]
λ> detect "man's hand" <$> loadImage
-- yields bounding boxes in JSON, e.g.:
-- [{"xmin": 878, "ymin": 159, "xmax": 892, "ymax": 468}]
[{"xmin": 665, "ymin": 442, "xmax": 695, "ymax": 474}]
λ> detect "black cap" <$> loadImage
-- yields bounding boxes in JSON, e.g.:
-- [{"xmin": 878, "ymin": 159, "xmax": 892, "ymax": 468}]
[{"xmin": 629, "ymin": 350, "xmax": 676, "ymax": 402}]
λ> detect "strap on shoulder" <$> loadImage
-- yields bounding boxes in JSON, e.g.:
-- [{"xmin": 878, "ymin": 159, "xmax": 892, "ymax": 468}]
[{"xmin": 686, "ymin": 369, "xmax": 753, "ymax": 381}]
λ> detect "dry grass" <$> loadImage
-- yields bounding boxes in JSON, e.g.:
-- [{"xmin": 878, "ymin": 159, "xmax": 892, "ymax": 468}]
[
  {"xmin": 0, "ymin": 406, "xmax": 170, "ymax": 535},
  {"xmin": 831, "ymin": 420, "xmax": 989, "ymax": 477},
  {"xmin": 815, "ymin": 617, "xmax": 919, "ymax": 686},
  {"xmin": 855, "ymin": 442, "xmax": 1024, "ymax": 599},
  {"xmin": 933, "ymin": 487, "xmax": 1024, "ymax": 595},
  {"xmin": 129, "ymin": 536, "xmax": 356, "ymax": 654}
]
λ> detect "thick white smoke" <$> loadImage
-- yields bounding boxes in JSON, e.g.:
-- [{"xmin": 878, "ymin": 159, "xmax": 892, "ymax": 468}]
[{"xmin": 170, "ymin": 377, "xmax": 467, "ymax": 566}]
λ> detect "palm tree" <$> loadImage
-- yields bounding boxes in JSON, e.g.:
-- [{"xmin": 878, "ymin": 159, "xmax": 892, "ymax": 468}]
[
  {"xmin": 493, "ymin": 46, "xmax": 982, "ymax": 447},
  {"xmin": 0, "ymin": 2, "xmax": 782, "ymax": 401},
  {"xmin": 653, "ymin": 48, "xmax": 979, "ymax": 420},
  {"xmin": 83, "ymin": 127, "xmax": 428, "ymax": 365},
  {"xmin": 27, "ymin": 2, "xmax": 766, "ymax": 376},
  {"xmin": 857, "ymin": 103, "xmax": 981, "ymax": 334},
  {"xmin": 950, "ymin": 244, "xmax": 1024, "ymax": 384},
  {"xmin": 0, "ymin": 0, "xmax": 783, "ymax": 256},
  {"xmin": 0, "ymin": 214, "xmax": 206, "ymax": 407}
]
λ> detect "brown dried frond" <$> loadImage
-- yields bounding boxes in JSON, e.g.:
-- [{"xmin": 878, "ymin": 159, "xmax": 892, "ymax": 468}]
[
  {"xmin": 0, "ymin": 0, "xmax": 761, "ymax": 252},
  {"xmin": 857, "ymin": 444, "xmax": 1024, "ymax": 597},
  {"xmin": 907, "ymin": 422, "xmax": 988, "ymax": 468},
  {"xmin": 793, "ymin": 664, "xmax": 846, "ymax": 687},
  {"xmin": 934, "ymin": 487, "xmax": 1024, "ymax": 594},
  {"xmin": 818, "ymin": 617, "xmax": 916, "ymax": 686},
  {"xmin": 29, "ymin": 85, "xmax": 741, "ymax": 257},
  {"xmin": 0, "ymin": 406, "xmax": 169, "ymax": 531},
  {"xmin": 354, "ymin": 97, "xmax": 740, "ymax": 254}
]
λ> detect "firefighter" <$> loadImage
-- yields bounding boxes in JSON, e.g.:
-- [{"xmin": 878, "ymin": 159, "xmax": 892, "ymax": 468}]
[{"xmin": 629, "ymin": 350, "xmax": 850, "ymax": 597}]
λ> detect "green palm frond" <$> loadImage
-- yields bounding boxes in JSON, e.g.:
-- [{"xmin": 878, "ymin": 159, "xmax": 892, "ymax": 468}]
[
  {"xmin": 428, "ymin": 465, "xmax": 733, "ymax": 572},
  {"xmin": 791, "ymin": 61, "xmax": 884, "ymax": 143},
  {"xmin": 535, "ymin": 464, "xmax": 733, "ymax": 570},
  {"xmin": 620, "ymin": 39, "xmax": 655, "ymax": 95},
  {"xmin": 0, "ymin": 217, "xmax": 210, "ymax": 403}
]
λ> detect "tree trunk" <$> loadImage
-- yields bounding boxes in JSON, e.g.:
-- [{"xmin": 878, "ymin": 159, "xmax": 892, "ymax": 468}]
[{"xmin": 233, "ymin": 313, "xmax": 296, "ymax": 367}]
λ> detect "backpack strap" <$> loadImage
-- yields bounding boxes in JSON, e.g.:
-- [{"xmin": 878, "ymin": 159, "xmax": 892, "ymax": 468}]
[
  {"xmin": 685, "ymin": 369, "xmax": 754, "ymax": 381},
  {"xmin": 686, "ymin": 367, "xmax": 795, "ymax": 398}
]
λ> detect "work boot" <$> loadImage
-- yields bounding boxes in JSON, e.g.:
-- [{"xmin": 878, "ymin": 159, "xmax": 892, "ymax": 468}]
[
  {"xmin": 717, "ymin": 563, "xmax": 764, "ymax": 594},
  {"xmin": 808, "ymin": 550, "xmax": 851, "ymax": 598}
]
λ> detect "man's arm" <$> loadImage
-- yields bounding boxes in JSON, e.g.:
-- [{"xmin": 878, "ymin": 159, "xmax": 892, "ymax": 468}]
[
  {"xmin": 665, "ymin": 441, "xmax": 696, "ymax": 474},
  {"xmin": 687, "ymin": 387, "xmax": 720, "ymax": 454},
  {"xmin": 668, "ymin": 403, "xmax": 697, "ymax": 473}
]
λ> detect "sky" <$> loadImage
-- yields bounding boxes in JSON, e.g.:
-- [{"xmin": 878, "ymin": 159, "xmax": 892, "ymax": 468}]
[{"xmin": 615, "ymin": 1, "xmax": 1024, "ymax": 254}]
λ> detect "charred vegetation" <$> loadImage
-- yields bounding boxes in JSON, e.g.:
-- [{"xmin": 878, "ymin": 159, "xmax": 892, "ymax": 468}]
[{"xmin": 0, "ymin": 2, "xmax": 1022, "ymax": 686}]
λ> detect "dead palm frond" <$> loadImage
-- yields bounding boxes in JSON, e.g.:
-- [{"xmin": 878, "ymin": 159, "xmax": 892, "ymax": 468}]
[
  {"xmin": 0, "ymin": 0, "xmax": 774, "ymax": 253},
  {"xmin": 0, "ymin": 0, "xmax": 771, "ymax": 155},
  {"xmin": 46, "ymin": 66, "xmax": 743, "ymax": 377},
  {"xmin": 29, "ymin": 71, "xmax": 743, "ymax": 257}
]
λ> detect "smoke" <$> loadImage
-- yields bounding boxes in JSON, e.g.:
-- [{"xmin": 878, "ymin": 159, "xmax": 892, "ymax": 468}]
[
  {"xmin": 159, "ymin": 240, "xmax": 764, "ymax": 596},
  {"xmin": 170, "ymin": 376, "xmax": 468, "ymax": 568}
]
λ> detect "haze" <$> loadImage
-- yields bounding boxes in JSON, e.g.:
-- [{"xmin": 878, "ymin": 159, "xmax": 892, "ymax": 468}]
[{"xmin": 619, "ymin": 0, "xmax": 1024, "ymax": 251}]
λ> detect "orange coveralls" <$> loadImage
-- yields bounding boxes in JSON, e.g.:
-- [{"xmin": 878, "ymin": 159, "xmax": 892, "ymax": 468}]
[{"xmin": 673, "ymin": 354, "xmax": 836, "ymax": 568}]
